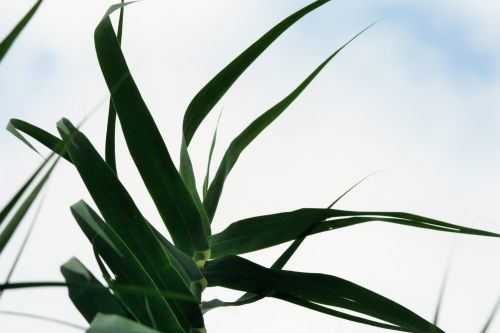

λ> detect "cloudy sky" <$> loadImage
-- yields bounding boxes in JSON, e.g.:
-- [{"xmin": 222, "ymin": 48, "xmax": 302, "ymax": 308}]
[{"xmin": 1, "ymin": 0, "xmax": 500, "ymax": 332}]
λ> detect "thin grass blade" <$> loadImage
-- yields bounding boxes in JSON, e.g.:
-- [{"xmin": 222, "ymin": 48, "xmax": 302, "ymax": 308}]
[
  {"xmin": 0, "ymin": 310, "xmax": 85, "ymax": 331},
  {"xmin": 182, "ymin": 0, "xmax": 331, "ymax": 145},
  {"xmin": 0, "ymin": 194, "xmax": 45, "ymax": 299},
  {"xmin": 104, "ymin": 0, "xmax": 125, "ymax": 173},
  {"xmin": 0, "ymin": 158, "xmax": 57, "ymax": 254},
  {"xmin": 70, "ymin": 200, "xmax": 189, "ymax": 332},
  {"xmin": 202, "ymin": 110, "xmax": 223, "ymax": 199},
  {"xmin": 94, "ymin": 4, "xmax": 209, "ymax": 259},
  {"xmin": 0, "ymin": 0, "xmax": 43, "ymax": 62},
  {"xmin": 481, "ymin": 296, "xmax": 500, "ymax": 333},
  {"xmin": 209, "ymin": 208, "xmax": 500, "ymax": 258},
  {"xmin": 0, "ymin": 158, "xmax": 50, "ymax": 227}
]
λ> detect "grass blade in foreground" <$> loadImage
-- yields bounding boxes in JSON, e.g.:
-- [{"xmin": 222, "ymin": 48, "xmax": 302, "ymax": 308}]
[
  {"xmin": 0, "ymin": 0, "xmax": 43, "ymax": 62},
  {"xmin": 70, "ymin": 200, "xmax": 186, "ymax": 332},
  {"xmin": 205, "ymin": 255, "xmax": 443, "ymax": 333},
  {"xmin": 202, "ymin": 110, "xmax": 222, "ymax": 199},
  {"xmin": 94, "ymin": 4, "xmax": 209, "ymax": 259}
]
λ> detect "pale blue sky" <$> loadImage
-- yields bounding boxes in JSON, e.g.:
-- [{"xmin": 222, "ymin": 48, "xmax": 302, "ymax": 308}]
[{"xmin": 1, "ymin": 1, "xmax": 500, "ymax": 332}]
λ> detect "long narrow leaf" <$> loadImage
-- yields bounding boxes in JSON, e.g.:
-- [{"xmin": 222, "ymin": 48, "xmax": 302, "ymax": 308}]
[
  {"xmin": 7, "ymin": 119, "xmax": 71, "ymax": 161},
  {"xmin": 179, "ymin": 0, "xmax": 332, "ymax": 229},
  {"xmin": 481, "ymin": 295, "xmax": 500, "ymax": 333},
  {"xmin": 94, "ymin": 4, "xmax": 209, "ymax": 259},
  {"xmin": 203, "ymin": 27, "xmax": 371, "ymax": 221},
  {"xmin": 104, "ymin": 0, "xmax": 125, "ymax": 173},
  {"xmin": 0, "ymin": 310, "xmax": 85, "ymax": 331},
  {"xmin": 210, "ymin": 208, "xmax": 500, "ymax": 258},
  {"xmin": 70, "ymin": 200, "xmax": 188, "ymax": 332},
  {"xmin": 0, "ymin": 0, "xmax": 43, "ymax": 62},
  {"xmin": 0, "ymin": 159, "xmax": 57, "ymax": 253},
  {"xmin": 58, "ymin": 115, "xmax": 203, "ymax": 330},
  {"xmin": 205, "ymin": 256, "xmax": 443, "ymax": 333},
  {"xmin": 182, "ymin": 0, "xmax": 331, "ymax": 145},
  {"xmin": 0, "ymin": 158, "xmax": 49, "ymax": 226}
]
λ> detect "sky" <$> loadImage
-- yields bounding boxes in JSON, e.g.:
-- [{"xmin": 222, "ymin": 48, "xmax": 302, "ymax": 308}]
[{"xmin": 1, "ymin": 0, "xmax": 500, "ymax": 332}]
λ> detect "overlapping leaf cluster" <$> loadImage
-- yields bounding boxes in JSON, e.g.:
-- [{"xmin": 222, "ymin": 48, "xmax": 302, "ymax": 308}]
[{"xmin": 2, "ymin": 1, "xmax": 500, "ymax": 332}]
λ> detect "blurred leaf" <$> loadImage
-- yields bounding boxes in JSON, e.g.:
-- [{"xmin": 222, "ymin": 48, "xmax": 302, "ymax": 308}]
[
  {"xmin": 87, "ymin": 314, "xmax": 161, "ymax": 333},
  {"xmin": 0, "ymin": 194, "xmax": 45, "ymax": 299},
  {"xmin": 0, "ymin": 0, "xmax": 43, "ymax": 62},
  {"xmin": 0, "ymin": 310, "xmax": 85, "ymax": 331},
  {"xmin": 182, "ymin": 0, "xmax": 331, "ymax": 145},
  {"xmin": 204, "ymin": 255, "xmax": 443, "ymax": 333},
  {"xmin": 204, "ymin": 174, "xmax": 378, "ymax": 312},
  {"xmin": 210, "ymin": 208, "xmax": 500, "ymax": 258},
  {"xmin": 203, "ymin": 27, "xmax": 371, "ymax": 221},
  {"xmin": 61, "ymin": 257, "xmax": 130, "ymax": 323},
  {"xmin": 94, "ymin": 4, "xmax": 209, "ymax": 259}
]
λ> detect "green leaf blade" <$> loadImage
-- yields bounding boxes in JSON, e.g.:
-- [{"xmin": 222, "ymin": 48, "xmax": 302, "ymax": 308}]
[
  {"xmin": 61, "ymin": 257, "xmax": 130, "ymax": 323},
  {"xmin": 0, "ymin": 0, "xmax": 43, "ymax": 62},
  {"xmin": 182, "ymin": 0, "xmax": 331, "ymax": 145},
  {"xmin": 205, "ymin": 256, "xmax": 443, "ymax": 333},
  {"xmin": 88, "ymin": 314, "xmax": 162, "ymax": 333},
  {"xmin": 203, "ymin": 27, "xmax": 370, "ymax": 221},
  {"xmin": 94, "ymin": 5, "xmax": 208, "ymax": 259}
]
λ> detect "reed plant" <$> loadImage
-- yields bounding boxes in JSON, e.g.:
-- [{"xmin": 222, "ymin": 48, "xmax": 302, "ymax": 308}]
[{"xmin": 1, "ymin": 1, "xmax": 499, "ymax": 332}]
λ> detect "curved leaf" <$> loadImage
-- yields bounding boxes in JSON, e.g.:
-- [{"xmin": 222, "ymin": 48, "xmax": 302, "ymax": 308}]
[
  {"xmin": 61, "ymin": 257, "xmax": 130, "ymax": 323},
  {"xmin": 205, "ymin": 256, "xmax": 443, "ymax": 333},
  {"xmin": 203, "ymin": 27, "xmax": 371, "ymax": 221},
  {"xmin": 94, "ymin": 4, "xmax": 208, "ymax": 259}
]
